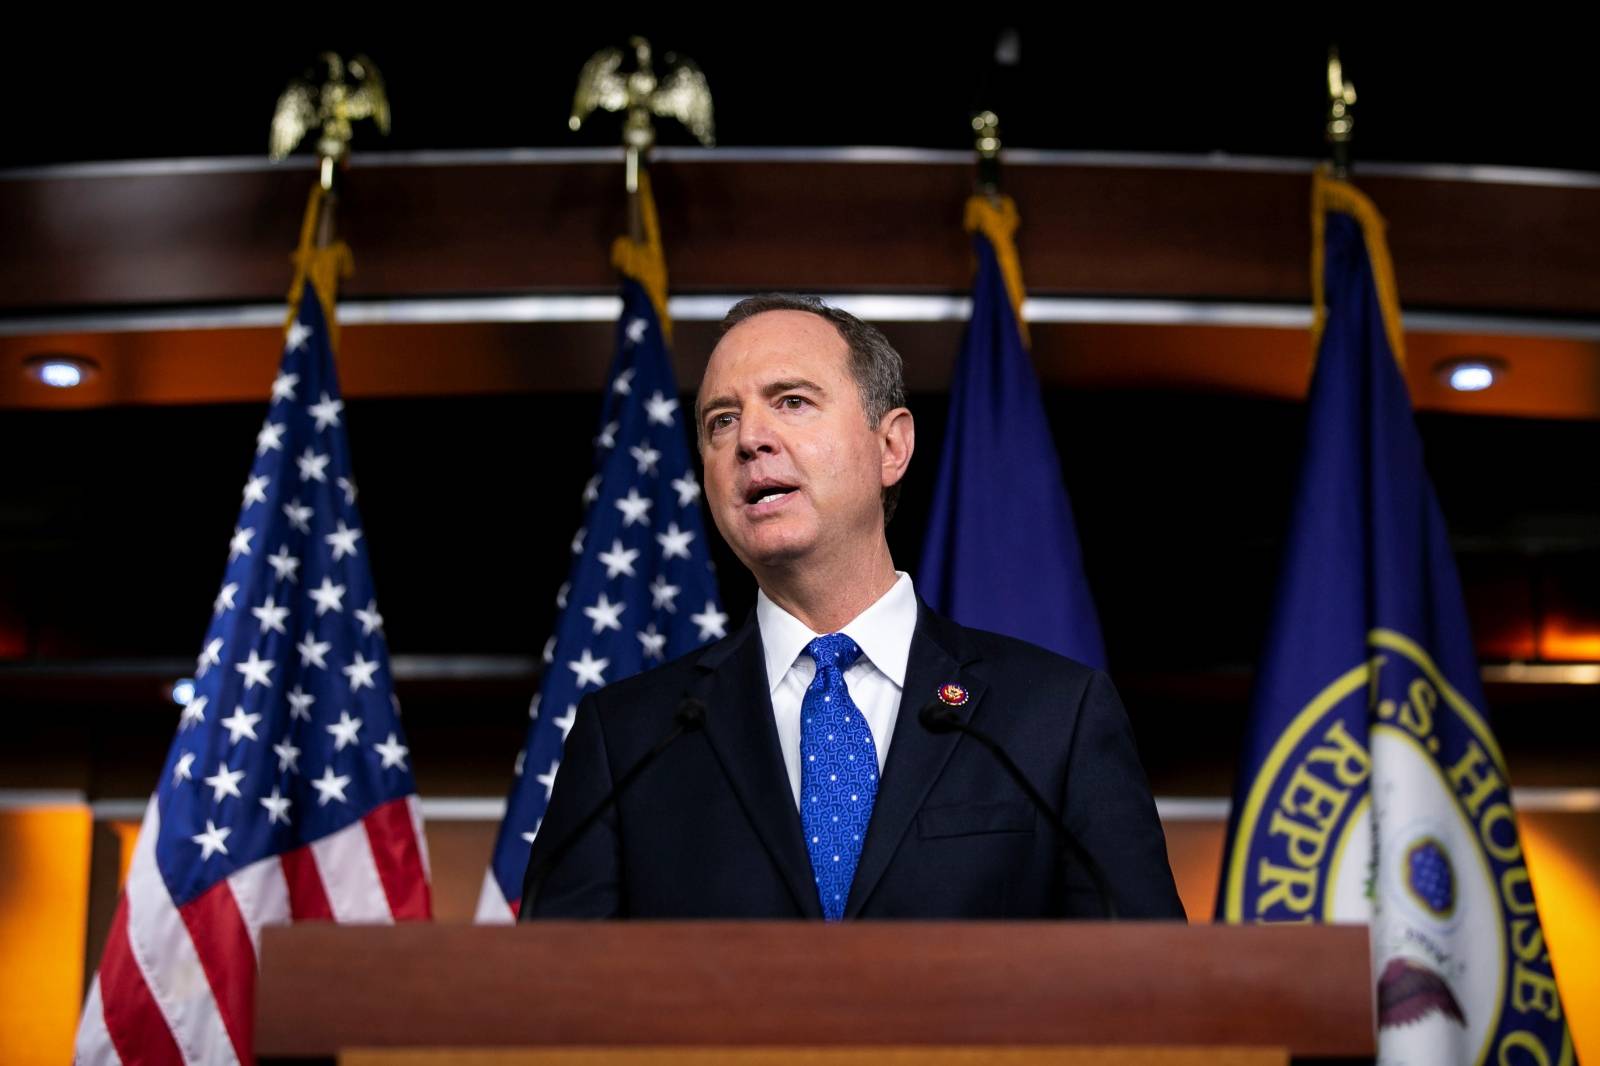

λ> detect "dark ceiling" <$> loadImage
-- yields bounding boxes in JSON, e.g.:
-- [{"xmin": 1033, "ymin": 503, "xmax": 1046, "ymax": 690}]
[{"xmin": 5, "ymin": 20, "xmax": 1592, "ymax": 172}]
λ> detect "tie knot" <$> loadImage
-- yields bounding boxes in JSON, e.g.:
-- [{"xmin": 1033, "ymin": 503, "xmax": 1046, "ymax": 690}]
[{"xmin": 806, "ymin": 632, "xmax": 862, "ymax": 672}]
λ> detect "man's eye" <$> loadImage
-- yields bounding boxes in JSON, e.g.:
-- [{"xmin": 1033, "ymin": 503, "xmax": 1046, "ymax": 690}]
[
  {"xmin": 781, "ymin": 396, "xmax": 808, "ymax": 410},
  {"xmin": 709, "ymin": 413, "xmax": 735, "ymax": 432}
]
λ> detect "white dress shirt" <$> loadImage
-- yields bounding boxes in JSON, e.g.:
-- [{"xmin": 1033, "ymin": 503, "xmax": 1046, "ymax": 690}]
[{"xmin": 757, "ymin": 572, "xmax": 918, "ymax": 808}]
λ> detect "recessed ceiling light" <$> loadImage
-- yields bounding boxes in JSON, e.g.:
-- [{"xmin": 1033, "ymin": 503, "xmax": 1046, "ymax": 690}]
[
  {"xmin": 24, "ymin": 353, "xmax": 98, "ymax": 389},
  {"xmin": 1436, "ymin": 357, "xmax": 1504, "ymax": 393}
]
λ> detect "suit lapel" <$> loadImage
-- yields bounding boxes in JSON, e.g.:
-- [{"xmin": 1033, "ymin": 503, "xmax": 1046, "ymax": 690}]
[
  {"xmin": 844, "ymin": 602, "xmax": 987, "ymax": 918},
  {"xmin": 694, "ymin": 614, "xmax": 823, "ymax": 918}
]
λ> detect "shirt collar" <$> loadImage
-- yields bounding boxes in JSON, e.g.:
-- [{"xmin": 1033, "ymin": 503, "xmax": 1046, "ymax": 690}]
[{"xmin": 756, "ymin": 572, "xmax": 917, "ymax": 694}]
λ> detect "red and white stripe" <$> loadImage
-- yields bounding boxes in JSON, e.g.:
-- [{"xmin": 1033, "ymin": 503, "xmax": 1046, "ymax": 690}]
[
  {"xmin": 474, "ymin": 868, "xmax": 516, "ymax": 924},
  {"xmin": 75, "ymin": 795, "xmax": 429, "ymax": 1065}
]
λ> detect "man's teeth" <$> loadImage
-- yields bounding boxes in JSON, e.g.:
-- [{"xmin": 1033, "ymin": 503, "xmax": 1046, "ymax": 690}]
[{"xmin": 756, "ymin": 491, "xmax": 787, "ymax": 504}]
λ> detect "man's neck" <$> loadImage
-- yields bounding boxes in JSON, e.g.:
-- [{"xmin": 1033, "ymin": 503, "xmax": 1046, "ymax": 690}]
[{"xmin": 756, "ymin": 543, "xmax": 899, "ymax": 634}]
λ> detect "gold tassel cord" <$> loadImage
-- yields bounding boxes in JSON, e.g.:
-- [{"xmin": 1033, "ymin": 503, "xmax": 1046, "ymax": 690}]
[
  {"xmin": 610, "ymin": 169, "xmax": 673, "ymax": 340},
  {"xmin": 963, "ymin": 194, "xmax": 1030, "ymax": 347},
  {"xmin": 1311, "ymin": 167, "xmax": 1406, "ymax": 369},
  {"xmin": 285, "ymin": 182, "xmax": 355, "ymax": 350}
]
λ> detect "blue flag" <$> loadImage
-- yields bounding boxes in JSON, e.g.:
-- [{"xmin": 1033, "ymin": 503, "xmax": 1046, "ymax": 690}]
[
  {"xmin": 478, "ymin": 268, "xmax": 724, "ymax": 920},
  {"xmin": 920, "ymin": 196, "xmax": 1105, "ymax": 668},
  {"xmin": 1218, "ymin": 172, "xmax": 1572, "ymax": 1065}
]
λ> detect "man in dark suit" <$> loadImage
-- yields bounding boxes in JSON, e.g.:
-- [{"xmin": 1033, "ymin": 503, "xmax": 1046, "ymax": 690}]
[{"xmin": 522, "ymin": 294, "xmax": 1184, "ymax": 920}]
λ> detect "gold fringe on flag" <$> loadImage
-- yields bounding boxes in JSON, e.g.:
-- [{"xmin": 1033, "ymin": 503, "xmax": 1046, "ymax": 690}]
[
  {"xmin": 964, "ymin": 194, "xmax": 1030, "ymax": 348},
  {"xmin": 285, "ymin": 183, "xmax": 355, "ymax": 349},
  {"xmin": 611, "ymin": 169, "xmax": 673, "ymax": 341},
  {"xmin": 1311, "ymin": 167, "xmax": 1406, "ymax": 368}
]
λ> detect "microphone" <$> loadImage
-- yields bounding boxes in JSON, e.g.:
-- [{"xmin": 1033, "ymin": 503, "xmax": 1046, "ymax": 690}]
[
  {"xmin": 518, "ymin": 696, "xmax": 707, "ymax": 919},
  {"xmin": 918, "ymin": 701, "xmax": 1119, "ymax": 920}
]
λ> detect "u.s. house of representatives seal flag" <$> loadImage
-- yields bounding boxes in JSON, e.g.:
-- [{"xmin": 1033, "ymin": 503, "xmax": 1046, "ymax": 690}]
[
  {"xmin": 1217, "ymin": 170, "xmax": 1572, "ymax": 1065},
  {"xmin": 477, "ymin": 173, "xmax": 724, "ymax": 920}
]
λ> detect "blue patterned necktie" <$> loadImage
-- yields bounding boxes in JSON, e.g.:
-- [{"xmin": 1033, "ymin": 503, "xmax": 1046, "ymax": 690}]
[{"xmin": 799, "ymin": 632, "xmax": 879, "ymax": 920}]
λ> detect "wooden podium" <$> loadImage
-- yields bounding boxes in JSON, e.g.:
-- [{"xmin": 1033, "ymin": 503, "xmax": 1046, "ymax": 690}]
[{"xmin": 256, "ymin": 923, "xmax": 1373, "ymax": 1065}]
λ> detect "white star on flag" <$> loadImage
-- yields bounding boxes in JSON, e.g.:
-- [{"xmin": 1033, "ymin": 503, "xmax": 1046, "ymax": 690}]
[
  {"xmin": 252, "ymin": 595, "xmax": 289, "ymax": 635},
  {"xmin": 197, "ymin": 638, "xmax": 224, "ymax": 677},
  {"xmin": 337, "ymin": 476, "xmax": 358, "ymax": 505},
  {"xmin": 327, "ymin": 711, "xmax": 363, "ymax": 751},
  {"xmin": 571, "ymin": 527, "xmax": 586, "ymax": 555},
  {"xmin": 649, "ymin": 575, "xmax": 681, "ymax": 612},
  {"xmin": 296, "ymin": 447, "xmax": 331, "ymax": 483},
  {"xmin": 214, "ymin": 583, "xmax": 238, "ymax": 615},
  {"xmin": 671, "ymin": 473, "xmax": 701, "ymax": 506},
  {"xmin": 180, "ymin": 694, "xmax": 209, "ymax": 729},
  {"xmin": 325, "ymin": 520, "xmax": 363, "ymax": 561},
  {"xmin": 613, "ymin": 366, "xmax": 636, "ymax": 394},
  {"xmin": 542, "ymin": 635, "xmax": 556, "ymax": 665},
  {"xmin": 271, "ymin": 368, "xmax": 301, "ymax": 400},
  {"xmin": 242, "ymin": 475, "xmax": 270, "ymax": 508},
  {"xmin": 616, "ymin": 488, "xmax": 653, "ymax": 527},
  {"xmin": 645, "ymin": 391, "xmax": 679, "ymax": 426},
  {"xmin": 228, "ymin": 527, "xmax": 255, "ymax": 561},
  {"xmin": 273, "ymin": 739, "xmax": 302, "ymax": 774},
  {"xmin": 583, "ymin": 593, "xmax": 625, "ymax": 634},
  {"xmin": 260, "ymin": 787, "xmax": 292, "ymax": 826},
  {"xmin": 596, "ymin": 421, "xmax": 619, "ymax": 449},
  {"xmin": 309, "ymin": 577, "xmax": 346, "ymax": 616},
  {"xmin": 625, "ymin": 317, "xmax": 649, "ymax": 344},
  {"xmin": 191, "ymin": 820, "xmax": 232, "ymax": 860},
  {"xmin": 556, "ymin": 582, "xmax": 570, "ymax": 609},
  {"xmin": 204, "ymin": 763, "xmax": 245, "ymax": 802},
  {"xmin": 172, "ymin": 751, "xmax": 196, "ymax": 784},
  {"xmin": 514, "ymin": 750, "xmax": 526, "ymax": 777},
  {"xmin": 553, "ymin": 704, "xmax": 577, "ymax": 742},
  {"xmin": 536, "ymin": 760, "xmax": 560, "ymax": 801},
  {"xmin": 638, "ymin": 624, "xmax": 667, "ymax": 660},
  {"xmin": 569, "ymin": 648, "xmax": 609, "ymax": 689},
  {"xmin": 630, "ymin": 443, "xmax": 662, "ymax": 476},
  {"xmin": 343, "ymin": 652, "xmax": 380, "ymax": 692},
  {"xmin": 283, "ymin": 498, "xmax": 314, "ymax": 533},
  {"xmin": 220, "ymin": 706, "xmax": 262, "ymax": 745},
  {"xmin": 256, "ymin": 420, "xmax": 286, "ymax": 456},
  {"xmin": 521, "ymin": 823, "xmax": 540, "ymax": 846},
  {"xmin": 266, "ymin": 546, "xmax": 300, "ymax": 583},
  {"xmin": 309, "ymin": 391, "xmax": 344, "ymax": 431},
  {"xmin": 235, "ymin": 650, "xmax": 274, "ymax": 690},
  {"xmin": 355, "ymin": 601, "xmax": 384, "ymax": 636},
  {"xmin": 656, "ymin": 522, "xmax": 694, "ymax": 560},
  {"xmin": 311, "ymin": 765, "xmax": 352, "ymax": 806},
  {"xmin": 287, "ymin": 685, "xmax": 315, "ymax": 720},
  {"xmin": 691, "ymin": 602, "xmax": 730, "ymax": 641},
  {"xmin": 582, "ymin": 475, "xmax": 602, "ymax": 504},
  {"xmin": 374, "ymin": 733, "xmax": 410, "ymax": 770},
  {"xmin": 297, "ymin": 634, "xmax": 332, "ymax": 669},
  {"xmin": 598, "ymin": 539, "xmax": 639, "ymax": 579},
  {"xmin": 284, "ymin": 322, "xmax": 312, "ymax": 352}
]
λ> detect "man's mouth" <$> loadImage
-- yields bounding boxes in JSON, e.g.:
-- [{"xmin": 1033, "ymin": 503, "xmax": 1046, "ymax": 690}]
[{"xmin": 744, "ymin": 484, "xmax": 798, "ymax": 507}]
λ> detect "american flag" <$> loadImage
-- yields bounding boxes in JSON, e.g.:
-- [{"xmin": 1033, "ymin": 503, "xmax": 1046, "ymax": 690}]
[
  {"xmin": 477, "ymin": 275, "xmax": 724, "ymax": 920},
  {"xmin": 75, "ymin": 286, "xmax": 431, "ymax": 1065}
]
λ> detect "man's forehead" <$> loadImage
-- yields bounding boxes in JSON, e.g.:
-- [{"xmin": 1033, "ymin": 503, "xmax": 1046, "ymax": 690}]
[{"xmin": 701, "ymin": 311, "xmax": 848, "ymax": 392}]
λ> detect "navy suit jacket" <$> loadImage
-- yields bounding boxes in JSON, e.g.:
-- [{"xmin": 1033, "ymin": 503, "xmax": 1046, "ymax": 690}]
[{"xmin": 522, "ymin": 600, "xmax": 1185, "ymax": 920}]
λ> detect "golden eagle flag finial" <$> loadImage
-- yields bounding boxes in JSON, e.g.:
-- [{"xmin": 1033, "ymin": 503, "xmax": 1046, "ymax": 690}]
[
  {"xmin": 570, "ymin": 37, "xmax": 715, "ymax": 198},
  {"xmin": 270, "ymin": 52, "xmax": 392, "ymax": 190}
]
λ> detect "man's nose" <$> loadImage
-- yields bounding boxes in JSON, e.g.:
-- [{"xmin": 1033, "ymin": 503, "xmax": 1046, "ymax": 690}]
[{"xmin": 735, "ymin": 406, "xmax": 779, "ymax": 461}]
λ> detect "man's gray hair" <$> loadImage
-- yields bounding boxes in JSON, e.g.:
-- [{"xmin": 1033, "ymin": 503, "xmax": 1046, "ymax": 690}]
[{"xmin": 713, "ymin": 294, "xmax": 909, "ymax": 523}]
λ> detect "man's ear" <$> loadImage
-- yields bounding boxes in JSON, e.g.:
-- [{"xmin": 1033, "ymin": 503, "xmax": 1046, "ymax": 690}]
[{"xmin": 879, "ymin": 408, "xmax": 914, "ymax": 488}]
